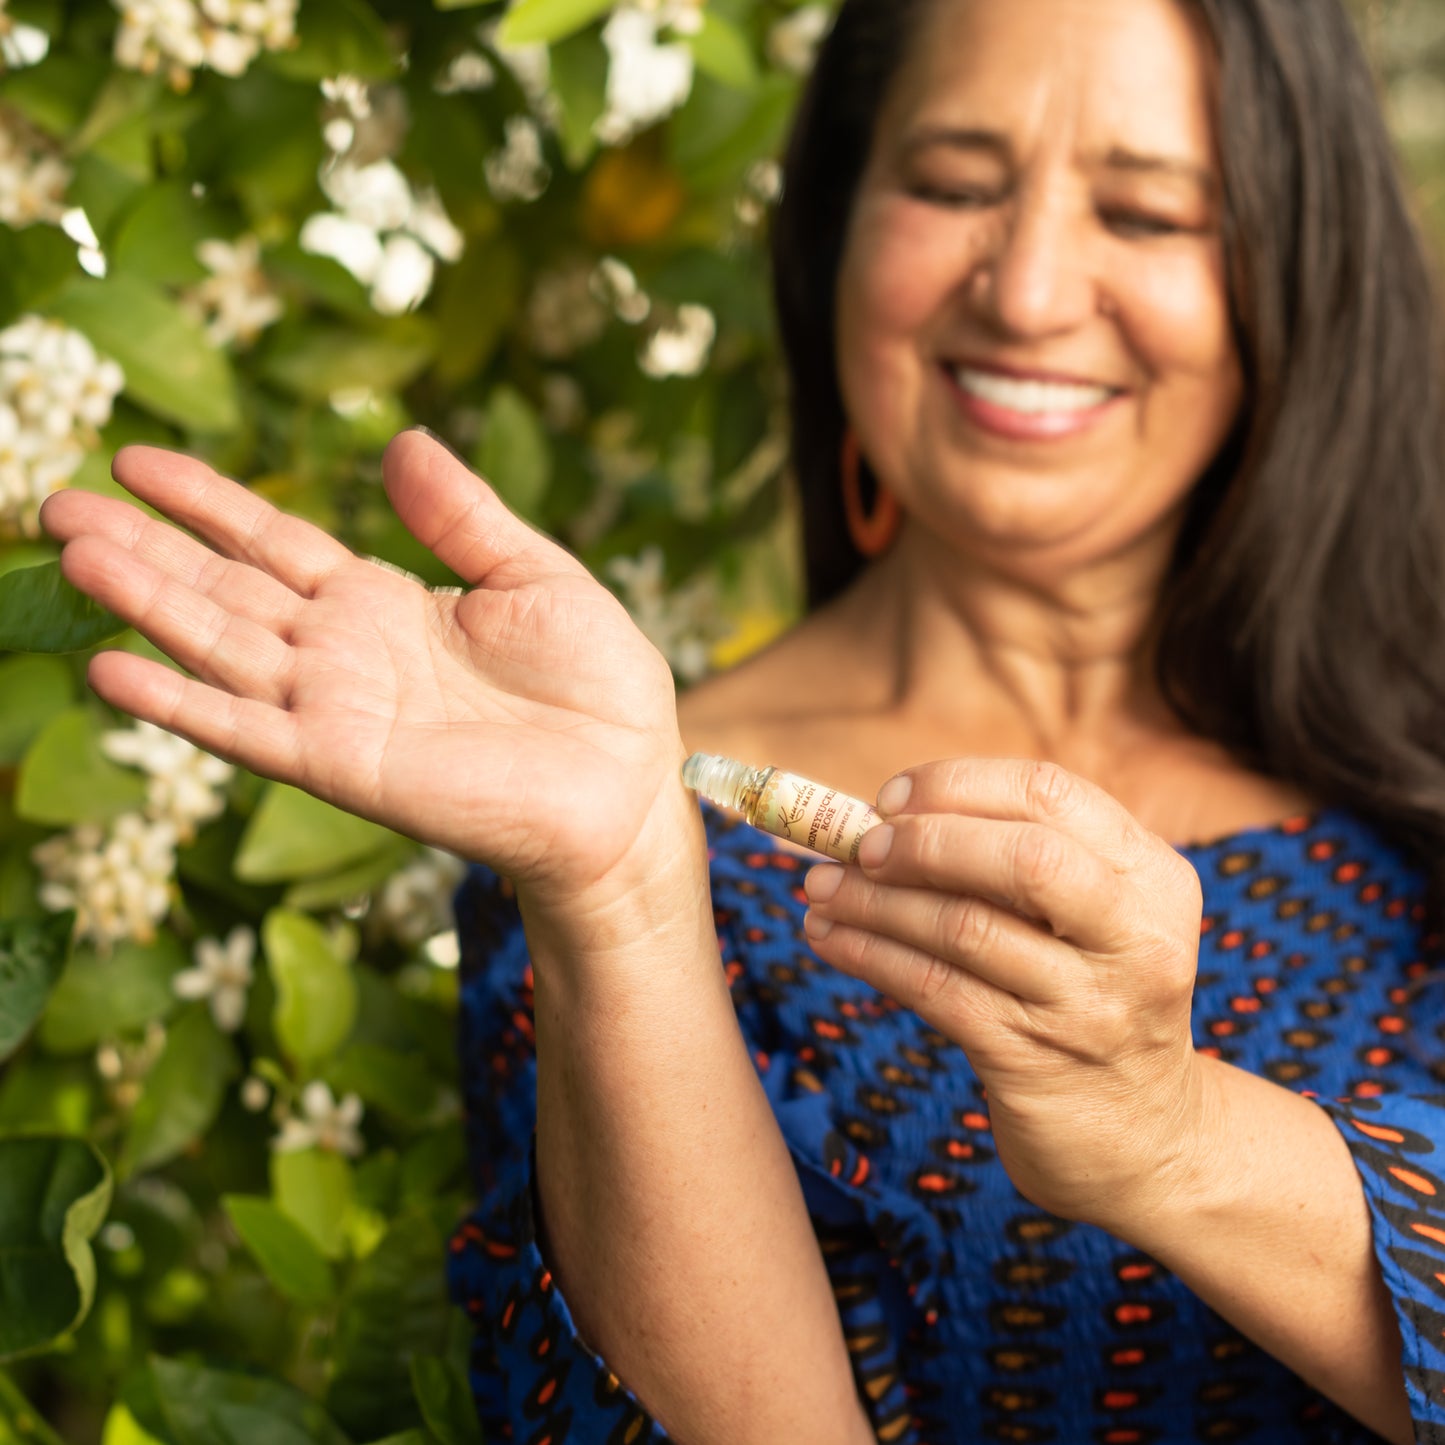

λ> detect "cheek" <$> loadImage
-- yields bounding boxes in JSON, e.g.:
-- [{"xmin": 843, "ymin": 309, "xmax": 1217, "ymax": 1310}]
[
  {"xmin": 838, "ymin": 198, "xmax": 993, "ymax": 351},
  {"xmin": 1122, "ymin": 253, "xmax": 1239, "ymax": 398}
]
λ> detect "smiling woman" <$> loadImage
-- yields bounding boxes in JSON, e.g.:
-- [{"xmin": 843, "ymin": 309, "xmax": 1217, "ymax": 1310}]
[{"xmin": 35, "ymin": 0, "xmax": 1445, "ymax": 1442}]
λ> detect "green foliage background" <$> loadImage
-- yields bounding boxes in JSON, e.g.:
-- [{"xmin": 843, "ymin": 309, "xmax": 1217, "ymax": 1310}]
[{"xmin": 0, "ymin": 0, "xmax": 1440, "ymax": 1440}]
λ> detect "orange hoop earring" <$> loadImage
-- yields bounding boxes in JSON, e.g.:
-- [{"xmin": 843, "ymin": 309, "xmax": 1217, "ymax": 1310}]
[{"xmin": 841, "ymin": 428, "xmax": 902, "ymax": 557}]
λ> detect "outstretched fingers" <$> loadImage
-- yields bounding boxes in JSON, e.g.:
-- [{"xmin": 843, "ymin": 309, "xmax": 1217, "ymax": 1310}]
[
  {"xmin": 41, "ymin": 489, "xmax": 303, "ymax": 635},
  {"xmin": 110, "ymin": 446, "xmax": 354, "ymax": 597},
  {"xmin": 60, "ymin": 533, "xmax": 296, "ymax": 707},
  {"xmin": 88, "ymin": 651, "xmax": 302, "ymax": 783}
]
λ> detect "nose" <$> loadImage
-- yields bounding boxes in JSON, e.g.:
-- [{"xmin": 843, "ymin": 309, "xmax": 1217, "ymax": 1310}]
[{"xmin": 971, "ymin": 185, "xmax": 1100, "ymax": 338}]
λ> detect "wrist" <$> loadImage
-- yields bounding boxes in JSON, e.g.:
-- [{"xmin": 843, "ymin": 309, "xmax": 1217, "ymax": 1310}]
[{"xmin": 515, "ymin": 774, "xmax": 714, "ymax": 963}]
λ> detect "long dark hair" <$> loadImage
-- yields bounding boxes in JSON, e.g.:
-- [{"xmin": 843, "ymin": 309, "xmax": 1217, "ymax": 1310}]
[{"xmin": 771, "ymin": 0, "xmax": 1445, "ymax": 917}]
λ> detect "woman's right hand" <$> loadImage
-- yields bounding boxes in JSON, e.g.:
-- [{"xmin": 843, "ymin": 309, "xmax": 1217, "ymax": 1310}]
[{"xmin": 39, "ymin": 430, "xmax": 696, "ymax": 918}]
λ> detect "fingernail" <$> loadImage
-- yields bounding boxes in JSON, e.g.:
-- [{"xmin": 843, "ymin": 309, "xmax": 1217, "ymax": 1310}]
[
  {"xmin": 858, "ymin": 824, "xmax": 895, "ymax": 870},
  {"xmin": 877, "ymin": 775, "xmax": 912, "ymax": 814},
  {"xmin": 805, "ymin": 864, "xmax": 845, "ymax": 903},
  {"xmin": 804, "ymin": 910, "xmax": 834, "ymax": 941}
]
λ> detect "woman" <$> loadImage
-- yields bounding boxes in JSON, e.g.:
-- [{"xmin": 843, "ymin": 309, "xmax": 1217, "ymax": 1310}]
[{"xmin": 39, "ymin": 0, "xmax": 1445, "ymax": 1439}]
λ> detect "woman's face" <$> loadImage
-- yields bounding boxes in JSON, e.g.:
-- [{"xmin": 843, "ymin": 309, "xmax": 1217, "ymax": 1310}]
[{"xmin": 835, "ymin": 0, "xmax": 1242, "ymax": 579}]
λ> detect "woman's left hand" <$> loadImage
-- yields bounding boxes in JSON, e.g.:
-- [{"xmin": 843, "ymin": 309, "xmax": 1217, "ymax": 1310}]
[{"xmin": 802, "ymin": 757, "xmax": 1209, "ymax": 1232}]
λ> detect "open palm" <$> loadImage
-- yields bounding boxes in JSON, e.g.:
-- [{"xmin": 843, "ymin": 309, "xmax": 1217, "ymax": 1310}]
[{"xmin": 39, "ymin": 431, "xmax": 688, "ymax": 901}]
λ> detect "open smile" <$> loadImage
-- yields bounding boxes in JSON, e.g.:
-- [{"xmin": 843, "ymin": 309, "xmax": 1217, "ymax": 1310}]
[{"xmin": 943, "ymin": 363, "xmax": 1128, "ymax": 441}]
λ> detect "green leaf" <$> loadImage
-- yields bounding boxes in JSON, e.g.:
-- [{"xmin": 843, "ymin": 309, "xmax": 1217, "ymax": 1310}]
[
  {"xmin": 46, "ymin": 276, "xmax": 240, "ymax": 433},
  {"xmin": 108, "ymin": 182, "xmax": 222, "ymax": 288},
  {"xmin": 0, "ymin": 1372, "xmax": 68, "ymax": 1445},
  {"xmin": 326, "ymin": 1211, "xmax": 452, "ymax": 1437},
  {"xmin": 0, "ymin": 913, "xmax": 72, "ymax": 1064},
  {"xmin": 549, "ymin": 25, "xmax": 609, "ymax": 169},
  {"xmin": 263, "ymin": 909, "xmax": 358, "ymax": 1067},
  {"xmin": 0, "ymin": 225, "xmax": 81, "ymax": 331},
  {"xmin": 475, "ymin": 386, "xmax": 552, "ymax": 524},
  {"xmin": 281, "ymin": 837, "xmax": 417, "ymax": 913},
  {"xmin": 410, "ymin": 1357, "xmax": 481, "ymax": 1445},
  {"xmin": 0, "ymin": 1057, "xmax": 92, "ymax": 1137},
  {"xmin": 499, "ymin": 0, "xmax": 614, "ymax": 46},
  {"xmin": 38, "ymin": 933, "xmax": 186, "ymax": 1055},
  {"xmin": 0, "ymin": 655, "xmax": 74, "ymax": 767},
  {"xmin": 222, "ymin": 1195, "xmax": 336, "ymax": 1306},
  {"xmin": 271, "ymin": 1147, "xmax": 353, "ymax": 1261},
  {"xmin": 266, "ymin": 0, "xmax": 396, "ymax": 81},
  {"xmin": 432, "ymin": 238, "xmax": 522, "ymax": 388},
  {"xmin": 101, "ymin": 1402, "xmax": 167, "ymax": 1445},
  {"xmin": 15, "ymin": 707, "xmax": 147, "ymax": 827},
  {"xmin": 0, "ymin": 563, "xmax": 126, "ymax": 655},
  {"xmin": 259, "ymin": 318, "xmax": 437, "ymax": 402},
  {"xmin": 687, "ymin": 12, "xmax": 759, "ymax": 90},
  {"xmin": 329, "ymin": 1044, "xmax": 442, "ymax": 1128},
  {"xmin": 0, "ymin": 1136, "xmax": 112, "ymax": 1361},
  {"xmin": 120, "ymin": 1007, "xmax": 237, "ymax": 1178},
  {"xmin": 141, "ymin": 1357, "xmax": 353, "ymax": 1445},
  {"xmin": 236, "ymin": 784, "xmax": 397, "ymax": 884}
]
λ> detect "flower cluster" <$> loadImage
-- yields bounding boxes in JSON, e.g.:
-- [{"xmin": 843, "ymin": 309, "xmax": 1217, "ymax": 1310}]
[
  {"xmin": 302, "ymin": 80, "xmax": 464, "ymax": 316},
  {"xmin": 112, "ymin": 0, "xmax": 299, "ymax": 89},
  {"xmin": 101, "ymin": 719, "xmax": 235, "ymax": 842},
  {"xmin": 0, "ymin": 316, "xmax": 124, "ymax": 537},
  {"xmin": 33, "ymin": 815, "xmax": 180, "ymax": 952},
  {"xmin": 181, "ymin": 235, "xmax": 284, "ymax": 349},
  {"xmin": 0, "ymin": 106, "xmax": 69, "ymax": 229},
  {"xmin": 596, "ymin": 3, "xmax": 700, "ymax": 145},
  {"xmin": 607, "ymin": 546, "xmax": 730, "ymax": 682},
  {"xmin": 375, "ymin": 848, "xmax": 467, "ymax": 950}
]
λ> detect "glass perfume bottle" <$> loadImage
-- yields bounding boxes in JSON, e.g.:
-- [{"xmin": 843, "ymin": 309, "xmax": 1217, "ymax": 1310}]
[{"xmin": 682, "ymin": 753, "xmax": 880, "ymax": 864}]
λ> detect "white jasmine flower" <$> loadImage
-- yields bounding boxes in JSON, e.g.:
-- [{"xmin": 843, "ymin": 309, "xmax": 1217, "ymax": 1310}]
[
  {"xmin": 100, "ymin": 719, "xmax": 234, "ymax": 840},
  {"xmin": 596, "ymin": 7, "xmax": 695, "ymax": 146},
  {"xmin": 639, "ymin": 303, "xmax": 716, "ymax": 378},
  {"xmin": 112, "ymin": 0, "xmax": 297, "ymax": 87},
  {"xmin": 0, "ymin": 107, "xmax": 70, "ymax": 228},
  {"xmin": 766, "ymin": 4, "xmax": 831, "ymax": 75},
  {"xmin": 302, "ymin": 137, "xmax": 465, "ymax": 313},
  {"xmin": 173, "ymin": 926, "xmax": 255, "ymax": 1033},
  {"xmin": 240, "ymin": 1075, "xmax": 271, "ymax": 1112},
  {"xmin": 94, "ymin": 1020, "xmax": 167, "ymax": 1111},
  {"xmin": 484, "ymin": 115, "xmax": 550, "ymax": 204},
  {"xmin": 0, "ymin": 315, "xmax": 123, "ymax": 536},
  {"xmin": 181, "ymin": 235, "xmax": 283, "ymax": 348},
  {"xmin": 33, "ymin": 814, "xmax": 179, "ymax": 951},
  {"xmin": 377, "ymin": 849, "xmax": 468, "ymax": 949},
  {"xmin": 272, "ymin": 1082, "xmax": 365, "ymax": 1158},
  {"xmin": 606, "ymin": 546, "xmax": 728, "ymax": 682}
]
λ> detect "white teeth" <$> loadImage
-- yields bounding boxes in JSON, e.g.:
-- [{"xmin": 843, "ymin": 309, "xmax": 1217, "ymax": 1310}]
[{"xmin": 953, "ymin": 368, "xmax": 1113, "ymax": 414}]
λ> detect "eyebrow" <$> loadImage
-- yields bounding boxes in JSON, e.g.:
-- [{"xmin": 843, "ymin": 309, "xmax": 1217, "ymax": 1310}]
[{"xmin": 900, "ymin": 127, "xmax": 1215, "ymax": 194}]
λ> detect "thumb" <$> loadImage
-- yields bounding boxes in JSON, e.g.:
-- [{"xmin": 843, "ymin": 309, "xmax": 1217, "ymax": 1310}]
[{"xmin": 381, "ymin": 428, "xmax": 588, "ymax": 589}]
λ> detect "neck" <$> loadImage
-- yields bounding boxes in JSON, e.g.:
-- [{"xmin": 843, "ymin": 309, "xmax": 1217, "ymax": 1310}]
[{"xmin": 832, "ymin": 523, "xmax": 1187, "ymax": 767}]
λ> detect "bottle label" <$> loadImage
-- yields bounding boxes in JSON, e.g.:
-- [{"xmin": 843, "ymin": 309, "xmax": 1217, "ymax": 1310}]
[{"xmin": 755, "ymin": 770, "xmax": 880, "ymax": 864}]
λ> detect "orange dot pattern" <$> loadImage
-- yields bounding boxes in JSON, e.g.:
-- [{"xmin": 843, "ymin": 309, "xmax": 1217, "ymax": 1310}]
[{"xmin": 447, "ymin": 802, "xmax": 1445, "ymax": 1441}]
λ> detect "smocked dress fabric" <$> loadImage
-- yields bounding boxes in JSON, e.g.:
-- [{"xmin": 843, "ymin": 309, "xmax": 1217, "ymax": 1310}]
[{"xmin": 448, "ymin": 801, "xmax": 1445, "ymax": 1444}]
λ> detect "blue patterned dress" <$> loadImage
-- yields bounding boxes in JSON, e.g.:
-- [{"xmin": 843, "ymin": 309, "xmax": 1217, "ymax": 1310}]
[{"xmin": 448, "ymin": 800, "xmax": 1445, "ymax": 1443}]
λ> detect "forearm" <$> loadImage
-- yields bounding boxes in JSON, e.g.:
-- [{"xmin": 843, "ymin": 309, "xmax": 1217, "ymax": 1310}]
[
  {"xmin": 1112, "ymin": 1057, "xmax": 1410, "ymax": 1444},
  {"xmin": 522, "ymin": 802, "xmax": 873, "ymax": 1445}
]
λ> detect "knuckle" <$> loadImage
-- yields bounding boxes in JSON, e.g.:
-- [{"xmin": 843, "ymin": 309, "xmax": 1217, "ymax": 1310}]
[
  {"xmin": 913, "ymin": 951, "xmax": 958, "ymax": 1010},
  {"xmin": 1010, "ymin": 824, "xmax": 1068, "ymax": 897},
  {"xmin": 945, "ymin": 898, "xmax": 998, "ymax": 961},
  {"xmin": 1023, "ymin": 760, "xmax": 1083, "ymax": 820}
]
